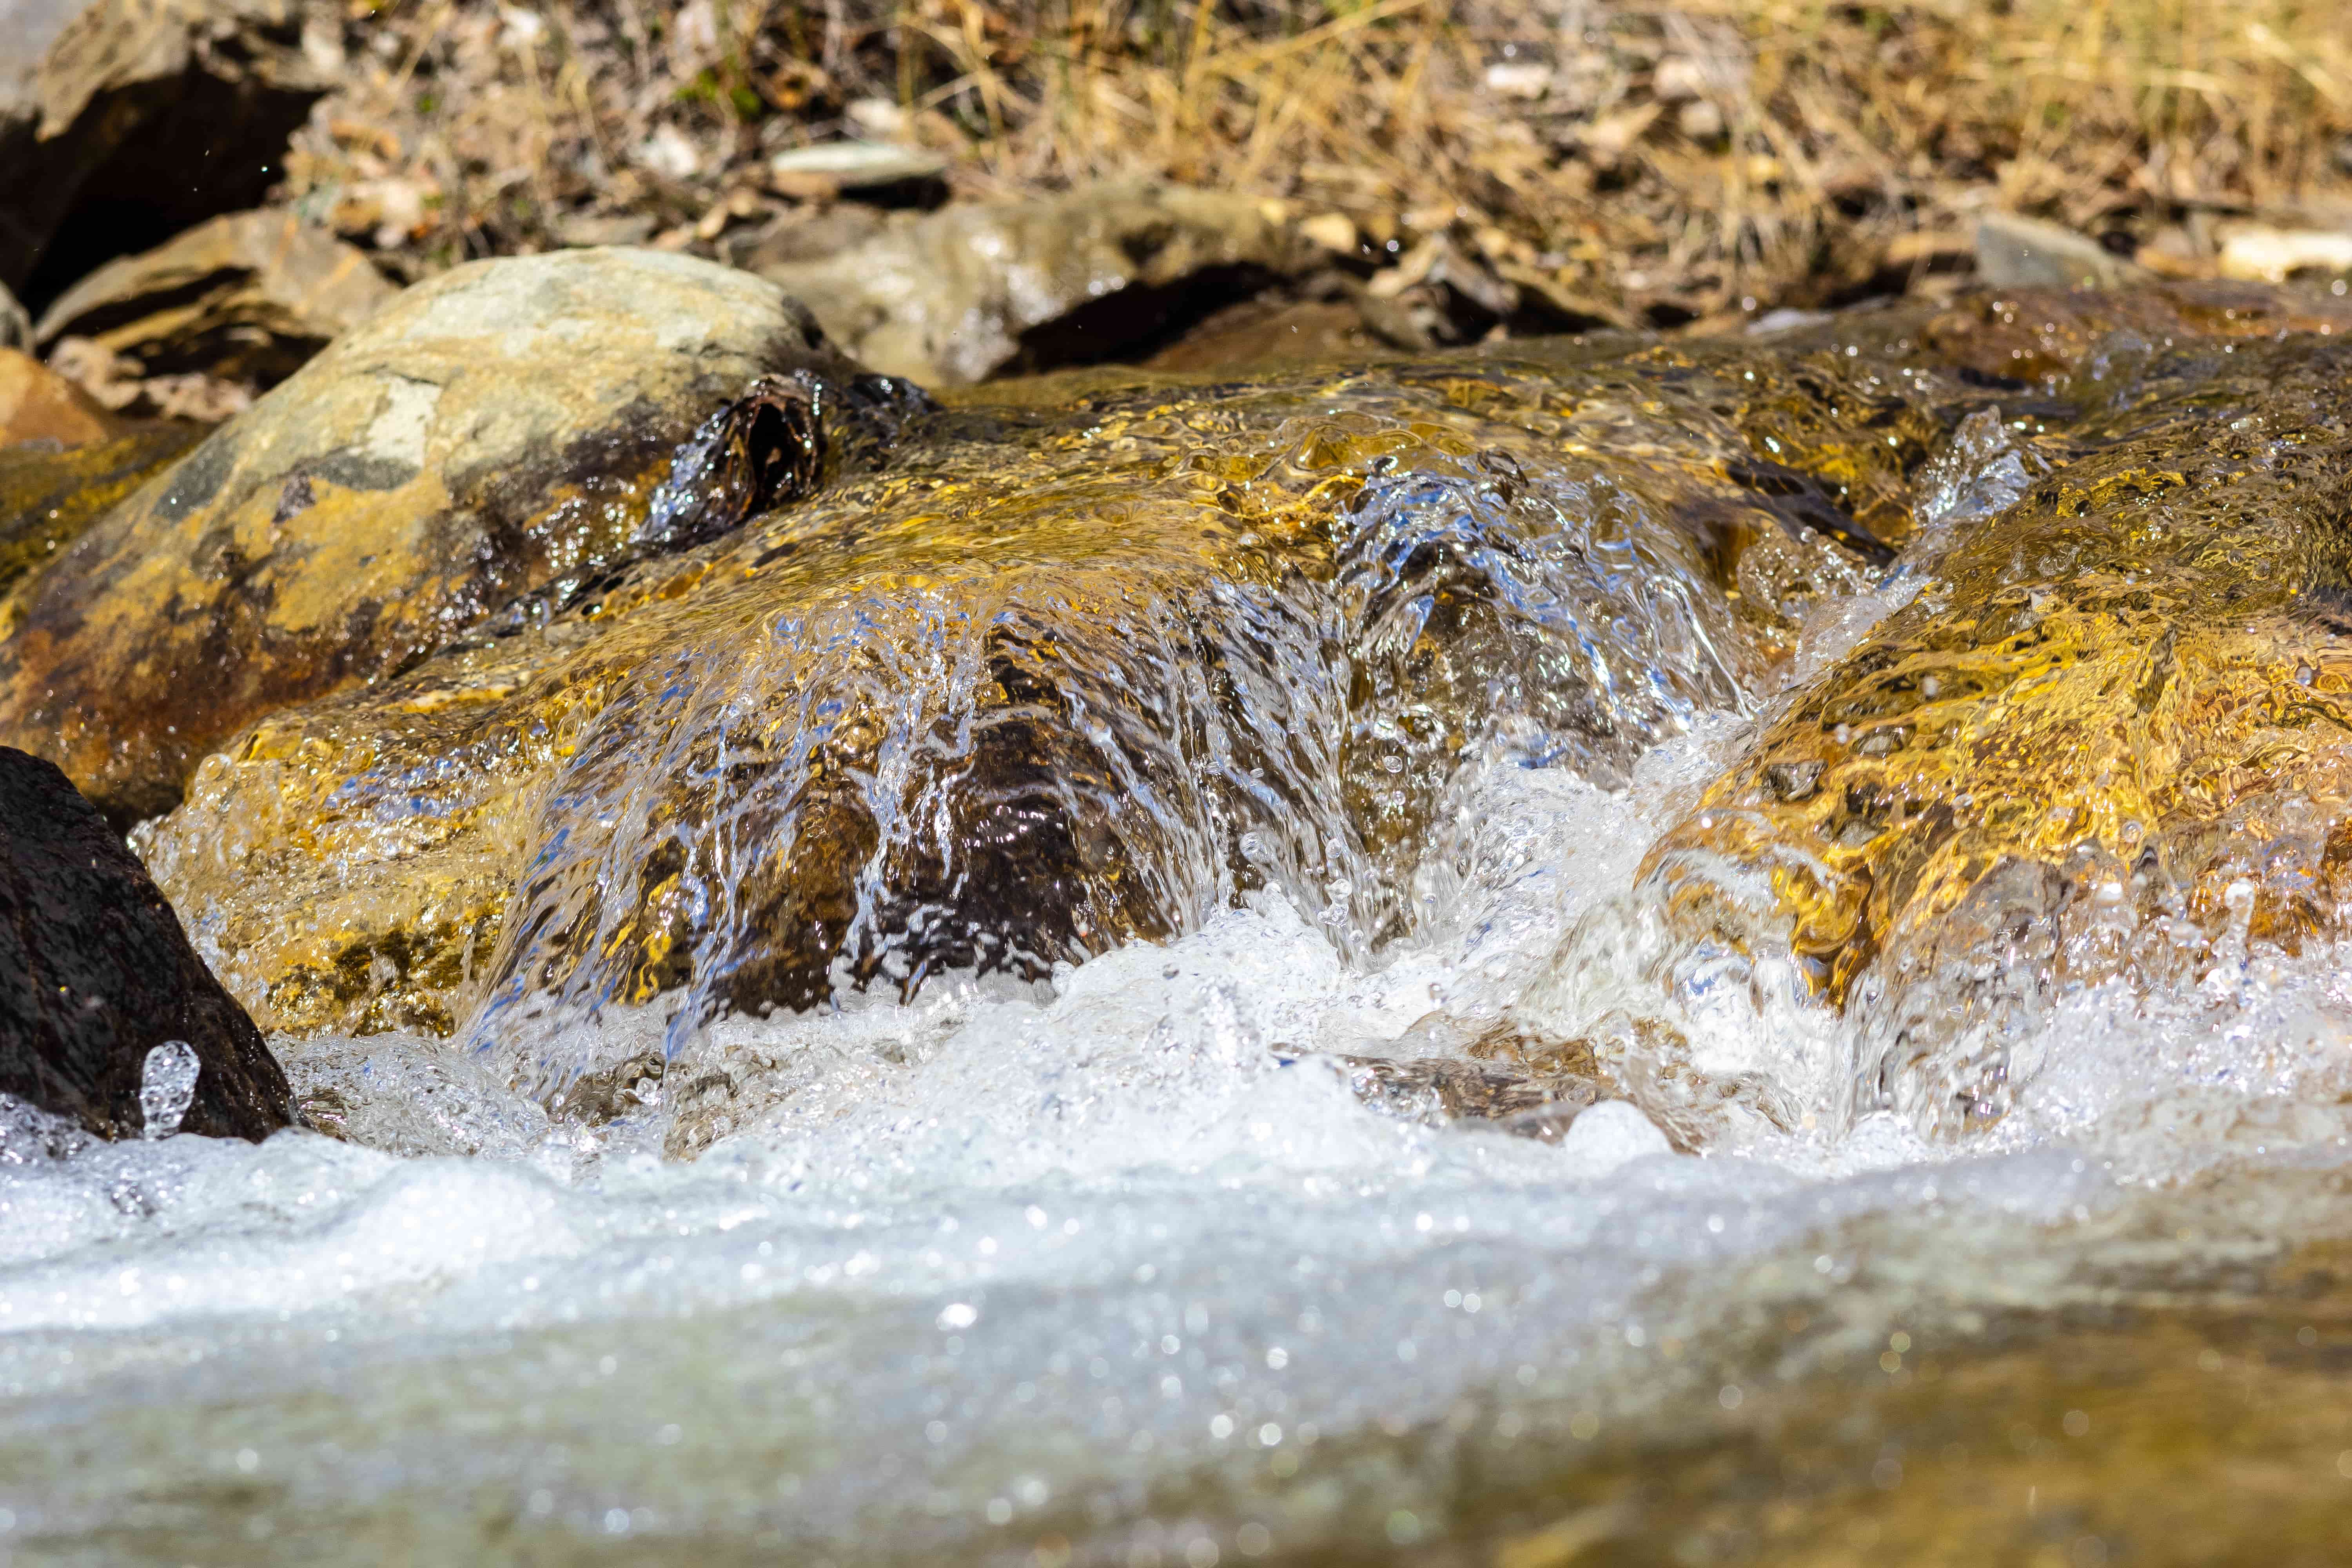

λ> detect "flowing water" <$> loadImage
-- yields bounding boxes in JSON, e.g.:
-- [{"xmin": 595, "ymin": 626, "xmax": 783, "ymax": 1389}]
[{"xmin": 8, "ymin": 297, "xmax": 2352, "ymax": 1564}]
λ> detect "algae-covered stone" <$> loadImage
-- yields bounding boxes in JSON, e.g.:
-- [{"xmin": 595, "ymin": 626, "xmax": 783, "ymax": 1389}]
[
  {"xmin": 0, "ymin": 420, "xmax": 200, "ymax": 598},
  {"xmin": 1512, "ymin": 319, "xmax": 2352, "ymax": 1143},
  {"xmin": 0, "ymin": 246, "xmax": 863, "ymax": 823},
  {"xmin": 138, "ymin": 332, "xmax": 1954, "ymax": 1103}
]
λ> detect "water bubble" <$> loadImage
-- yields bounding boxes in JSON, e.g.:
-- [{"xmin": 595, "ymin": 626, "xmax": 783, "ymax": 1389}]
[{"xmin": 138, "ymin": 1041, "xmax": 200, "ymax": 1141}]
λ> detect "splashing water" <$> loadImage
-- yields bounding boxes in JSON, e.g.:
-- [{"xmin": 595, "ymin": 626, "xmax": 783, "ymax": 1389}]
[
  {"xmin": 136, "ymin": 1041, "xmax": 199, "ymax": 1142},
  {"xmin": 20, "ymin": 303, "xmax": 2352, "ymax": 1562}
]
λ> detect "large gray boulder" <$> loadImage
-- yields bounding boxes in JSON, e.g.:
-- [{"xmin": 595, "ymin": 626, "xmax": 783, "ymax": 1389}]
[
  {"xmin": 0, "ymin": 246, "xmax": 867, "ymax": 823},
  {"xmin": 0, "ymin": 0, "xmax": 329, "ymax": 308}
]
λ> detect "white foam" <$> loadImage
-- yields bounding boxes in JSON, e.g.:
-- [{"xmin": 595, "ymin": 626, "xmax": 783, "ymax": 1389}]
[{"xmin": 5, "ymin": 738, "xmax": 2350, "ymax": 1558}]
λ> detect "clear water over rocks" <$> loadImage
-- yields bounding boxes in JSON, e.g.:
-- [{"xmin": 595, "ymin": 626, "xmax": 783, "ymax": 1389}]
[{"xmin": 11, "ymin": 282, "xmax": 2352, "ymax": 1563}]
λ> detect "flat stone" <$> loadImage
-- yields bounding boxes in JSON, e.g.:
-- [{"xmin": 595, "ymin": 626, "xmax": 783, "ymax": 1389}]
[
  {"xmin": 768, "ymin": 140, "xmax": 948, "ymax": 196},
  {"xmin": 0, "ymin": 744, "xmax": 289, "ymax": 1140},
  {"xmin": 33, "ymin": 209, "xmax": 397, "ymax": 388},
  {"xmin": 2218, "ymin": 225, "xmax": 2352, "ymax": 283},
  {"xmin": 0, "ymin": 246, "xmax": 866, "ymax": 824}
]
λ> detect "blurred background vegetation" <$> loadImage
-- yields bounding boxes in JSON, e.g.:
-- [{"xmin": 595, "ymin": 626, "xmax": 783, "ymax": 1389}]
[{"xmin": 273, "ymin": 0, "xmax": 2352, "ymax": 323}]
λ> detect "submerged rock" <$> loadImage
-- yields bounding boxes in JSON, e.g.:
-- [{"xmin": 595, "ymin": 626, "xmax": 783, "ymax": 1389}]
[
  {"xmin": 33, "ymin": 209, "xmax": 396, "ymax": 396},
  {"xmin": 0, "ymin": 746, "xmax": 288, "ymax": 1141},
  {"xmin": 0, "ymin": 246, "xmax": 865, "ymax": 823},
  {"xmin": 760, "ymin": 180, "xmax": 1320, "ymax": 385},
  {"xmin": 141, "ymin": 327, "xmax": 1957, "ymax": 1100},
  {"xmin": 0, "ymin": 0, "xmax": 328, "ymax": 308},
  {"xmin": 1510, "ymin": 293, "xmax": 2352, "ymax": 1143}
]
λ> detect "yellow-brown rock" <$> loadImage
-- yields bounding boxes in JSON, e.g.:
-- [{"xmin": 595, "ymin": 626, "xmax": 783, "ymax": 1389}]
[
  {"xmin": 138, "ymin": 334, "xmax": 1941, "ymax": 1100},
  {"xmin": 1513, "ymin": 319, "xmax": 2352, "ymax": 1142},
  {"xmin": 0, "ymin": 421, "xmax": 200, "ymax": 598},
  {"xmin": 0, "ymin": 246, "xmax": 864, "ymax": 824}
]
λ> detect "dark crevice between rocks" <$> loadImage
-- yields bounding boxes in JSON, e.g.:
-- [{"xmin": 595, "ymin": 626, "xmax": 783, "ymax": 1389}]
[
  {"xmin": 12, "ymin": 66, "xmax": 324, "ymax": 313},
  {"xmin": 1720, "ymin": 455, "xmax": 1898, "ymax": 566},
  {"xmin": 997, "ymin": 261, "xmax": 1291, "ymax": 378}
]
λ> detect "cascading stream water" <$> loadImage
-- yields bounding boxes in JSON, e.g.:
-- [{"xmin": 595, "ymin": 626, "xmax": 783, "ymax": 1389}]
[{"xmin": 14, "ymin": 290, "xmax": 2352, "ymax": 1564}]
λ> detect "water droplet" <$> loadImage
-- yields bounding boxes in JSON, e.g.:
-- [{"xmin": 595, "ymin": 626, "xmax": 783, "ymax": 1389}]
[{"xmin": 138, "ymin": 1041, "xmax": 200, "ymax": 1141}]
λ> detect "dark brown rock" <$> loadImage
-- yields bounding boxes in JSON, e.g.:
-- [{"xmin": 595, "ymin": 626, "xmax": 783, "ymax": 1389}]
[{"xmin": 0, "ymin": 744, "xmax": 289, "ymax": 1140}]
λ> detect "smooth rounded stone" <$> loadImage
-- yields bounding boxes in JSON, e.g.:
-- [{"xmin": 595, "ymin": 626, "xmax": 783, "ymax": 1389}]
[
  {"xmin": 33, "ymin": 208, "xmax": 397, "ymax": 390},
  {"xmin": 1511, "ymin": 319, "xmax": 2352, "ymax": 1145},
  {"xmin": 0, "ymin": 0, "xmax": 328, "ymax": 307},
  {"xmin": 0, "ymin": 345, "xmax": 117, "ymax": 447},
  {"xmin": 140, "ymin": 331, "xmax": 1967, "ymax": 1107},
  {"xmin": 0, "ymin": 245, "xmax": 865, "ymax": 824},
  {"xmin": 0, "ymin": 745, "xmax": 289, "ymax": 1141},
  {"xmin": 759, "ymin": 180, "xmax": 1321, "ymax": 385}
]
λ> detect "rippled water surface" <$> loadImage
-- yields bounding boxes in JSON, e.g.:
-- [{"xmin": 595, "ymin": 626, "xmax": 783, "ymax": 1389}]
[{"xmin": 11, "ymin": 302, "xmax": 2352, "ymax": 1564}]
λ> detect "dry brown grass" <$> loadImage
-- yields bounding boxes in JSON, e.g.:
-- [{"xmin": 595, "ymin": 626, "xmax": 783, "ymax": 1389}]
[{"xmin": 282, "ymin": 0, "xmax": 2352, "ymax": 321}]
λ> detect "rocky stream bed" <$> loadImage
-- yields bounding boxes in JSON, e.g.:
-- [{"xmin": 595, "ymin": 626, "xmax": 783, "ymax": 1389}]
[{"xmin": 5, "ymin": 232, "xmax": 2352, "ymax": 1563}]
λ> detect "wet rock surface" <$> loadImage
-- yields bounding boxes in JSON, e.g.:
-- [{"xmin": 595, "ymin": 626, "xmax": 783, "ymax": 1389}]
[
  {"xmin": 141, "ymin": 316, "xmax": 1973, "ymax": 1098},
  {"xmin": 0, "ymin": 745, "xmax": 288, "ymax": 1141},
  {"xmin": 0, "ymin": 0, "xmax": 329, "ymax": 309},
  {"xmin": 0, "ymin": 246, "xmax": 864, "ymax": 824},
  {"xmin": 24, "ymin": 272, "xmax": 2352, "ymax": 1563},
  {"xmin": 1510, "ymin": 285, "xmax": 2352, "ymax": 1144},
  {"xmin": 0, "ymin": 421, "xmax": 201, "ymax": 598}
]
